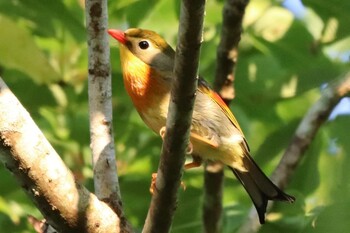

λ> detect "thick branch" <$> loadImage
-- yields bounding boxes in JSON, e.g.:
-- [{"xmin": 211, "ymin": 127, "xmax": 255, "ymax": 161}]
[
  {"xmin": 142, "ymin": 0, "xmax": 206, "ymax": 232},
  {"xmin": 203, "ymin": 1, "xmax": 249, "ymax": 232},
  {"xmin": 85, "ymin": 0, "xmax": 120, "ymax": 200},
  {"xmin": 0, "ymin": 77, "xmax": 130, "ymax": 232},
  {"xmin": 237, "ymin": 72, "xmax": 350, "ymax": 233}
]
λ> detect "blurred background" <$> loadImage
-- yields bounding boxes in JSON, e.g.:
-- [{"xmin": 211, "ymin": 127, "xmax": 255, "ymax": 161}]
[{"xmin": 0, "ymin": 0, "xmax": 349, "ymax": 232}]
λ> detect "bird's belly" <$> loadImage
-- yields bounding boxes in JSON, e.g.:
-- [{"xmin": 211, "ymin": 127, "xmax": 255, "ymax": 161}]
[
  {"xmin": 123, "ymin": 66, "xmax": 171, "ymax": 134},
  {"xmin": 136, "ymin": 95, "xmax": 169, "ymax": 134},
  {"xmin": 191, "ymin": 134, "xmax": 247, "ymax": 171},
  {"xmin": 140, "ymin": 109, "xmax": 167, "ymax": 134}
]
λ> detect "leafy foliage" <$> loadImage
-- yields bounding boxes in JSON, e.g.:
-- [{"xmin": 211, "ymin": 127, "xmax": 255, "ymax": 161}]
[{"xmin": 0, "ymin": 0, "xmax": 349, "ymax": 232}]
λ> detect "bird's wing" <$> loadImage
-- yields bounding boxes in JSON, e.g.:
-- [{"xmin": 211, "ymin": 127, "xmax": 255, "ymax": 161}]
[
  {"xmin": 190, "ymin": 131, "xmax": 219, "ymax": 148},
  {"xmin": 197, "ymin": 78, "xmax": 244, "ymax": 135}
]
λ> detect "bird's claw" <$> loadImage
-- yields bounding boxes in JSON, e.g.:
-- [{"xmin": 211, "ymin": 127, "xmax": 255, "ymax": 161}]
[
  {"xmin": 186, "ymin": 142, "xmax": 193, "ymax": 154},
  {"xmin": 149, "ymin": 173, "xmax": 158, "ymax": 194},
  {"xmin": 159, "ymin": 127, "xmax": 166, "ymax": 139},
  {"xmin": 149, "ymin": 173, "xmax": 186, "ymax": 194},
  {"xmin": 184, "ymin": 155, "xmax": 202, "ymax": 170}
]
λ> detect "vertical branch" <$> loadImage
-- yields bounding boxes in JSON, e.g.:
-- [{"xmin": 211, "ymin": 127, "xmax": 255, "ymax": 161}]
[
  {"xmin": 203, "ymin": 161, "xmax": 224, "ymax": 233},
  {"xmin": 142, "ymin": 0, "xmax": 206, "ymax": 232},
  {"xmin": 237, "ymin": 73, "xmax": 350, "ymax": 233},
  {"xmin": 203, "ymin": 0, "xmax": 249, "ymax": 232},
  {"xmin": 85, "ymin": 0, "xmax": 120, "ymax": 200},
  {"xmin": 213, "ymin": 0, "xmax": 249, "ymax": 100}
]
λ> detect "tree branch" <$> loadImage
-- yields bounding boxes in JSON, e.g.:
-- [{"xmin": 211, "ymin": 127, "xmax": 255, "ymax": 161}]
[
  {"xmin": 203, "ymin": 161, "xmax": 224, "ymax": 233},
  {"xmin": 0, "ymin": 77, "xmax": 131, "ymax": 233},
  {"xmin": 85, "ymin": 0, "xmax": 120, "ymax": 200},
  {"xmin": 142, "ymin": 0, "xmax": 206, "ymax": 232},
  {"xmin": 213, "ymin": 0, "xmax": 249, "ymax": 101},
  {"xmin": 237, "ymin": 72, "xmax": 350, "ymax": 233},
  {"xmin": 203, "ymin": 1, "xmax": 249, "ymax": 232}
]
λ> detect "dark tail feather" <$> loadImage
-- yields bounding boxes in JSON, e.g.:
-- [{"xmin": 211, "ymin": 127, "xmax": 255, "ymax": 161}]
[{"xmin": 229, "ymin": 154, "xmax": 295, "ymax": 224}]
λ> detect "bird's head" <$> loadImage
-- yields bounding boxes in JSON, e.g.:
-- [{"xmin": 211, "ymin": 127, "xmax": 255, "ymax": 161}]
[{"xmin": 108, "ymin": 28, "xmax": 175, "ymax": 74}]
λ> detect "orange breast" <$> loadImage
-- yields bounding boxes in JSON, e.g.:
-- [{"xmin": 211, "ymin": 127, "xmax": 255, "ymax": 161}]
[
  {"xmin": 122, "ymin": 59, "xmax": 168, "ymax": 109},
  {"xmin": 120, "ymin": 46, "xmax": 170, "ymax": 132}
]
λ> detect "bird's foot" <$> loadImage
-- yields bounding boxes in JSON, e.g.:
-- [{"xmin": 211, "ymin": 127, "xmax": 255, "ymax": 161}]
[
  {"xmin": 149, "ymin": 173, "xmax": 158, "ymax": 194},
  {"xmin": 149, "ymin": 173, "xmax": 186, "ymax": 194},
  {"xmin": 159, "ymin": 126, "xmax": 166, "ymax": 139},
  {"xmin": 184, "ymin": 155, "xmax": 202, "ymax": 170},
  {"xmin": 186, "ymin": 141, "xmax": 193, "ymax": 154}
]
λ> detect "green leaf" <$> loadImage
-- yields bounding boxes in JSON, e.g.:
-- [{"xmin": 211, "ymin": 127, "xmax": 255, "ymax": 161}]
[
  {"xmin": 251, "ymin": 20, "xmax": 344, "ymax": 94},
  {"xmin": 138, "ymin": 0, "xmax": 179, "ymax": 43},
  {"xmin": 303, "ymin": 202, "xmax": 350, "ymax": 233},
  {"xmin": 323, "ymin": 36, "xmax": 350, "ymax": 61},
  {"xmin": 304, "ymin": 0, "xmax": 350, "ymax": 41},
  {"xmin": 0, "ymin": 16, "xmax": 60, "ymax": 84},
  {"xmin": 253, "ymin": 6, "xmax": 294, "ymax": 42},
  {"xmin": 0, "ymin": 0, "xmax": 85, "ymax": 41}
]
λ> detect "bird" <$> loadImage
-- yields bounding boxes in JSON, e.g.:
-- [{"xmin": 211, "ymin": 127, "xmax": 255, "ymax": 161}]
[{"xmin": 108, "ymin": 28, "xmax": 295, "ymax": 224}]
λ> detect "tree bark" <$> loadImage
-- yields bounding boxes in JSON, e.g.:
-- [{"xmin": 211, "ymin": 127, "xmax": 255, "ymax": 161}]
[
  {"xmin": 142, "ymin": 0, "xmax": 206, "ymax": 232},
  {"xmin": 0, "ymin": 77, "xmax": 131, "ymax": 233},
  {"xmin": 213, "ymin": 0, "xmax": 249, "ymax": 100},
  {"xmin": 85, "ymin": 0, "xmax": 120, "ymax": 200}
]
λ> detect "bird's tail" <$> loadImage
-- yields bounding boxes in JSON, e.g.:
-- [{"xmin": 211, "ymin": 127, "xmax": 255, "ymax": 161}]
[{"xmin": 229, "ymin": 153, "xmax": 295, "ymax": 224}]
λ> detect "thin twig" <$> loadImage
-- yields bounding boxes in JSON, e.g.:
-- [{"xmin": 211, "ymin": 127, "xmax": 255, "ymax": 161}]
[
  {"xmin": 85, "ymin": 0, "xmax": 120, "ymax": 200},
  {"xmin": 203, "ymin": 0, "xmax": 249, "ymax": 232},
  {"xmin": 142, "ymin": 0, "xmax": 206, "ymax": 232},
  {"xmin": 237, "ymin": 72, "xmax": 350, "ymax": 233}
]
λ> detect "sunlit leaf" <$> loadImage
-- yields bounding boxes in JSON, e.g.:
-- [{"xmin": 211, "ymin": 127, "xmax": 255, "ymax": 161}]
[
  {"xmin": 0, "ymin": 16, "xmax": 60, "ymax": 84},
  {"xmin": 0, "ymin": 0, "xmax": 85, "ymax": 41},
  {"xmin": 304, "ymin": 0, "xmax": 350, "ymax": 40},
  {"xmin": 253, "ymin": 7, "xmax": 294, "ymax": 42}
]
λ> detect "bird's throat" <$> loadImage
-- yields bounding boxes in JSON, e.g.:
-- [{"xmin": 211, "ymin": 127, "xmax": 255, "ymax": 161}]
[{"xmin": 119, "ymin": 45, "xmax": 169, "ymax": 110}]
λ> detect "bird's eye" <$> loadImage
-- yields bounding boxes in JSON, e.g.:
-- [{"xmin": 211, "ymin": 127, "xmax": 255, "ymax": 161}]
[{"xmin": 138, "ymin": 41, "xmax": 149, "ymax": 50}]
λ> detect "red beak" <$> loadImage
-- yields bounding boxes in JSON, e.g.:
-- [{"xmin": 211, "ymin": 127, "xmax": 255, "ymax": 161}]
[{"xmin": 108, "ymin": 29, "xmax": 127, "ymax": 44}]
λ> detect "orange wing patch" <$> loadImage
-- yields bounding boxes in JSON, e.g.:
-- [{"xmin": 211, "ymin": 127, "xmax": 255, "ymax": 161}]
[
  {"xmin": 197, "ymin": 79, "xmax": 244, "ymax": 135},
  {"xmin": 190, "ymin": 131, "xmax": 219, "ymax": 148}
]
